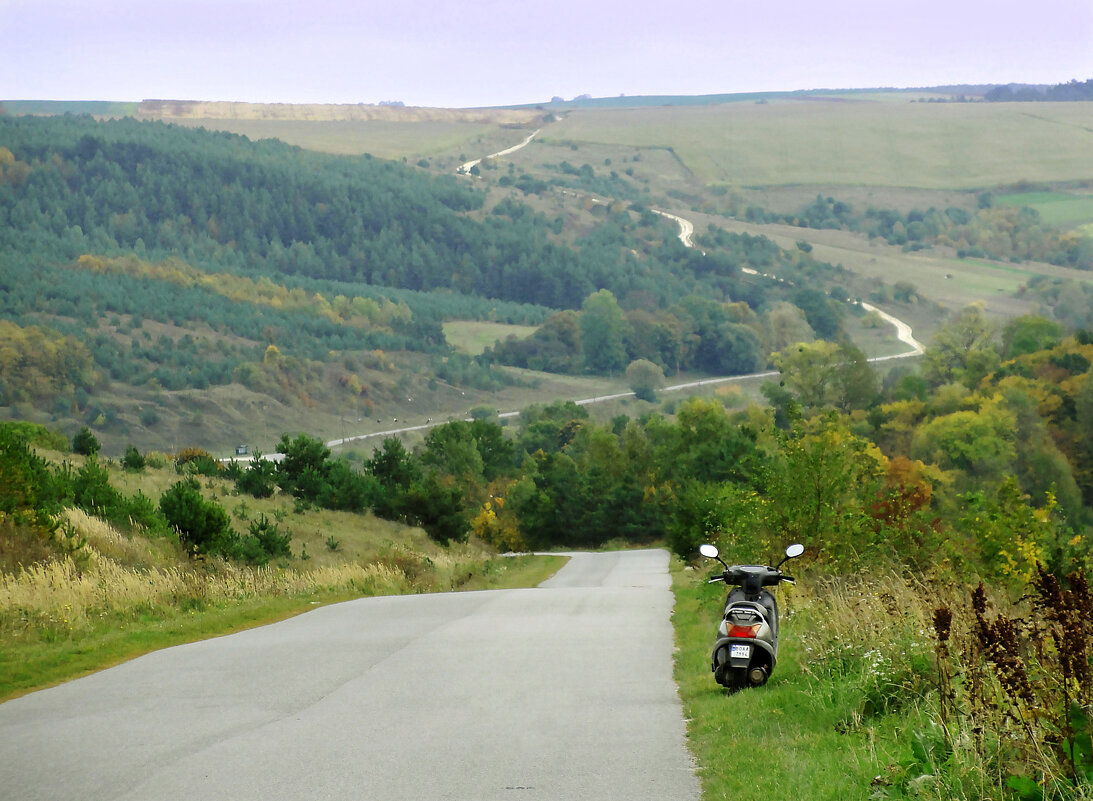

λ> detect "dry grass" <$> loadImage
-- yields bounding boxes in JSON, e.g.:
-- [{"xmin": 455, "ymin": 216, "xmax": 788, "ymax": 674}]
[
  {"xmin": 0, "ymin": 498, "xmax": 502, "ymax": 639},
  {"xmin": 0, "ymin": 557, "xmax": 410, "ymax": 630},
  {"xmin": 0, "ymin": 510, "xmax": 414, "ymax": 637}
]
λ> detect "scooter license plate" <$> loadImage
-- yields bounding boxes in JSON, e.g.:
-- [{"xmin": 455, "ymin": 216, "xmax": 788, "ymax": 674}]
[{"xmin": 730, "ymin": 644, "xmax": 751, "ymax": 660}]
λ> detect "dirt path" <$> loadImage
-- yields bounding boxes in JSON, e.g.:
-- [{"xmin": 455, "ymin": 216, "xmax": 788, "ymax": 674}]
[
  {"xmin": 651, "ymin": 209, "xmax": 695, "ymax": 247},
  {"xmin": 458, "ymin": 128, "xmax": 541, "ymax": 174}
]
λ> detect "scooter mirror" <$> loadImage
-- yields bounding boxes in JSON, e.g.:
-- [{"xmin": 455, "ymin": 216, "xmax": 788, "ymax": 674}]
[
  {"xmin": 785, "ymin": 543, "xmax": 805, "ymax": 559},
  {"xmin": 699, "ymin": 544, "xmax": 719, "ymax": 559}
]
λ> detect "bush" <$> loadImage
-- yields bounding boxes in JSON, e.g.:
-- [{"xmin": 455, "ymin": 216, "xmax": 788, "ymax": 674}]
[
  {"xmin": 159, "ymin": 478, "xmax": 235, "ymax": 556},
  {"xmin": 72, "ymin": 426, "xmax": 100, "ymax": 456},
  {"xmin": 125, "ymin": 489, "xmax": 167, "ymax": 534},
  {"xmin": 0, "ymin": 421, "xmax": 68, "ymax": 451},
  {"xmin": 626, "ymin": 358, "xmax": 665, "ymax": 402},
  {"xmin": 174, "ymin": 447, "xmax": 220, "ymax": 476},
  {"xmin": 400, "ymin": 473, "xmax": 469, "ymax": 545},
  {"xmin": 71, "ymin": 457, "xmax": 125, "ymax": 518},
  {"xmin": 236, "ymin": 455, "xmax": 279, "ymax": 499},
  {"xmin": 239, "ymin": 514, "xmax": 292, "ymax": 564},
  {"xmin": 121, "ymin": 444, "xmax": 145, "ymax": 471}
]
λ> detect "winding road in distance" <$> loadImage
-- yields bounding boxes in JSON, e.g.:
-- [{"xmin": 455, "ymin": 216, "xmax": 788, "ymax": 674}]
[
  {"xmin": 324, "ymin": 207, "xmax": 924, "ymax": 452},
  {"xmin": 0, "ymin": 551, "xmax": 699, "ymax": 801},
  {"xmin": 245, "ymin": 139, "xmax": 925, "ymax": 456}
]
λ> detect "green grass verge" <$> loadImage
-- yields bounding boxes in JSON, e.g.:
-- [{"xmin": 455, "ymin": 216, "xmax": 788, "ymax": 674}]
[
  {"xmin": 0, "ymin": 553, "xmax": 566, "ymax": 702},
  {"xmin": 670, "ymin": 558, "xmax": 905, "ymax": 800}
]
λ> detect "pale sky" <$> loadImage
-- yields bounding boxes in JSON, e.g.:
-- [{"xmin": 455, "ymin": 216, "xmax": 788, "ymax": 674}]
[{"xmin": 2, "ymin": 0, "xmax": 1091, "ymax": 108}]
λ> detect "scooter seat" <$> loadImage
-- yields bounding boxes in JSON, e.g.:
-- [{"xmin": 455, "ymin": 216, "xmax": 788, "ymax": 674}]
[{"xmin": 724, "ymin": 602, "xmax": 769, "ymax": 625}]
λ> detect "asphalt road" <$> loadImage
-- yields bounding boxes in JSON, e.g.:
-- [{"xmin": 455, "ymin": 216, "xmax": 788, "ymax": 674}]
[{"xmin": 0, "ymin": 550, "xmax": 699, "ymax": 801}]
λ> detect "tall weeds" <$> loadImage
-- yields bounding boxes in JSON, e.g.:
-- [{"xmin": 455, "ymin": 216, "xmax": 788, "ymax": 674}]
[
  {"xmin": 928, "ymin": 568, "xmax": 1093, "ymax": 799},
  {"xmin": 795, "ymin": 569, "xmax": 1093, "ymax": 799}
]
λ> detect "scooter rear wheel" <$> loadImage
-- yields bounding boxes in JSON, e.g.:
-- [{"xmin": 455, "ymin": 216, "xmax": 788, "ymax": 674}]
[{"xmin": 713, "ymin": 662, "xmax": 747, "ymax": 690}]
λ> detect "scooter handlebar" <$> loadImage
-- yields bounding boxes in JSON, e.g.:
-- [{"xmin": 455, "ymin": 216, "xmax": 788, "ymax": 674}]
[{"xmin": 781, "ymin": 575, "xmax": 795, "ymax": 583}]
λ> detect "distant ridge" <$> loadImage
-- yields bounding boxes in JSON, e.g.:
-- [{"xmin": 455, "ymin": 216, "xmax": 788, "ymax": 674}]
[
  {"xmin": 0, "ymin": 100, "xmax": 139, "ymax": 117},
  {"xmin": 508, "ymin": 86, "xmax": 983, "ymax": 110},
  {"xmin": 5, "ymin": 81, "xmax": 1084, "ymax": 121}
]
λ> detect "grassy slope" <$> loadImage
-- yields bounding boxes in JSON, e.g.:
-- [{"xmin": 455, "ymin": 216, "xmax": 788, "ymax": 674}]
[
  {"xmin": 0, "ymin": 344, "xmax": 635, "ymax": 461},
  {"xmin": 549, "ymin": 101, "xmax": 1093, "ymax": 189},
  {"xmin": 0, "ymin": 100, "xmax": 140, "ymax": 117}
]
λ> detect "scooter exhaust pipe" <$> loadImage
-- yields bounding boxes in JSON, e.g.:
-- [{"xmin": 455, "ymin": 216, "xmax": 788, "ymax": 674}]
[{"xmin": 748, "ymin": 666, "xmax": 768, "ymax": 686}]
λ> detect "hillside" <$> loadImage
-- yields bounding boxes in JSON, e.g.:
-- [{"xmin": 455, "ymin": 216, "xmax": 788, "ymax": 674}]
[
  {"xmin": 0, "ymin": 112, "xmax": 898, "ymax": 456},
  {"xmin": 2, "ymin": 92, "xmax": 1091, "ymax": 463}
]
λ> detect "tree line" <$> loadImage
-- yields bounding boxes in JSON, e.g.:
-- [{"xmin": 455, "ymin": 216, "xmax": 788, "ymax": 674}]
[
  {"xmin": 735, "ymin": 194, "xmax": 1093, "ymax": 271},
  {"xmin": 985, "ymin": 78, "xmax": 1093, "ymax": 102}
]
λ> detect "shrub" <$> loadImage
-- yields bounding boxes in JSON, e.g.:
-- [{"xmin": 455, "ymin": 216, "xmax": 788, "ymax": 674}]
[
  {"xmin": 71, "ymin": 457, "xmax": 126, "ymax": 519},
  {"xmin": 238, "ymin": 514, "xmax": 292, "ymax": 565},
  {"xmin": 174, "ymin": 447, "xmax": 220, "ymax": 476},
  {"xmin": 145, "ymin": 451, "xmax": 170, "ymax": 469},
  {"xmin": 470, "ymin": 405, "xmax": 497, "ymax": 420},
  {"xmin": 125, "ymin": 489, "xmax": 167, "ymax": 535},
  {"xmin": 236, "ymin": 455, "xmax": 278, "ymax": 499},
  {"xmin": 72, "ymin": 426, "xmax": 100, "ymax": 456},
  {"xmin": 400, "ymin": 473, "xmax": 469, "ymax": 545},
  {"xmin": 626, "ymin": 358, "xmax": 665, "ymax": 402},
  {"xmin": 121, "ymin": 445, "xmax": 145, "ymax": 471},
  {"xmin": 159, "ymin": 478, "xmax": 235, "ymax": 556},
  {"xmin": 0, "ymin": 421, "xmax": 68, "ymax": 451}
]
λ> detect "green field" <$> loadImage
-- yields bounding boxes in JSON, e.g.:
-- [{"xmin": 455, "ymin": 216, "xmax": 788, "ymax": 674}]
[
  {"xmin": 442, "ymin": 320, "xmax": 537, "ymax": 355},
  {"xmin": 995, "ymin": 190, "xmax": 1093, "ymax": 226},
  {"xmin": 548, "ymin": 101, "xmax": 1093, "ymax": 189}
]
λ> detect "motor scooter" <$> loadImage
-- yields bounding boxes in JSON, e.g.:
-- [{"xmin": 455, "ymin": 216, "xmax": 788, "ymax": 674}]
[{"xmin": 699, "ymin": 542, "xmax": 804, "ymax": 689}]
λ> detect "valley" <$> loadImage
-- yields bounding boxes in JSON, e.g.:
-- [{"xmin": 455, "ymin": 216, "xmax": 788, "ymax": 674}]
[{"xmin": 4, "ymin": 85, "xmax": 1093, "ymax": 801}]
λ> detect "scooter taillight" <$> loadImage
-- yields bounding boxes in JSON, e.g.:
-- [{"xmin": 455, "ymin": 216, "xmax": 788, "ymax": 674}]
[{"xmin": 726, "ymin": 623, "xmax": 761, "ymax": 638}]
